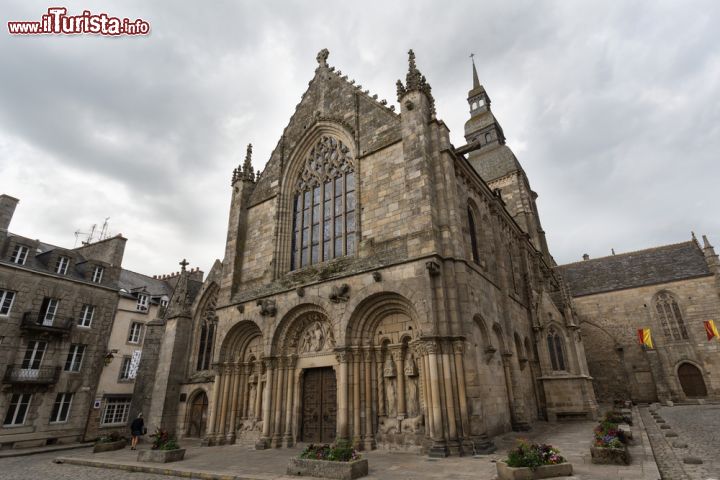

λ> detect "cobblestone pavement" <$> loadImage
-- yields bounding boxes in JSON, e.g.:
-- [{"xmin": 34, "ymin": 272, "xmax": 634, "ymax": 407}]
[
  {"xmin": 655, "ymin": 404, "xmax": 720, "ymax": 480},
  {"xmin": 0, "ymin": 448, "xmax": 179, "ymax": 480}
]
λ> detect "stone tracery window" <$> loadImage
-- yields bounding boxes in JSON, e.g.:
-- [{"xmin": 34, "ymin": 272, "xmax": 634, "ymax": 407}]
[
  {"xmin": 291, "ymin": 136, "xmax": 356, "ymax": 270},
  {"xmin": 546, "ymin": 327, "xmax": 566, "ymax": 371},
  {"xmin": 196, "ymin": 291, "xmax": 217, "ymax": 371},
  {"xmin": 655, "ymin": 291, "xmax": 688, "ymax": 340}
]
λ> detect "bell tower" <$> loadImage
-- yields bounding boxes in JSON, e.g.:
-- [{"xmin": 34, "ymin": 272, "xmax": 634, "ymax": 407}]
[{"xmin": 461, "ymin": 56, "xmax": 551, "ymax": 262}]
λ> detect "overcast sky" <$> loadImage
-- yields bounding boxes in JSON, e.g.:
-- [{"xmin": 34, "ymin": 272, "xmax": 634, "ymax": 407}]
[{"xmin": 1, "ymin": 0, "xmax": 718, "ymax": 276}]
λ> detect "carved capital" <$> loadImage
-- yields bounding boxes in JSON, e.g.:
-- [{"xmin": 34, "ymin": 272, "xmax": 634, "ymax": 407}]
[
  {"xmin": 286, "ymin": 355, "xmax": 298, "ymax": 369},
  {"xmin": 335, "ymin": 349, "xmax": 349, "ymax": 363},
  {"xmin": 452, "ymin": 340, "xmax": 465, "ymax": 354},
  {"xmin": 425, "ymin": 261, "xmax": 441, "ymax": 276},
  {"xmin": 263, "ymin": 357, "xmax": 276, "ymax": 370}
]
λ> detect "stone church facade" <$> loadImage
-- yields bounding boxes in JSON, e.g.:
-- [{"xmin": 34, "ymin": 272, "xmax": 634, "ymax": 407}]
[
  {"xmin": 559, "ymin": 235, "xmax": 720, "ymax": 404},
  {"xmin": 135, "ymin": 49, "xmax": 598, "ymax": 457}
]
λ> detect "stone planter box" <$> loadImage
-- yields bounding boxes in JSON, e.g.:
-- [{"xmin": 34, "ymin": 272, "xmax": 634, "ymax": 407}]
[
  {"xmin": 93, "ymin": 439, "xmax": 126, "ymax": 453},
  {"xmin": 287, "ymin": 457, "xmax": 368, "ymax": 480},
  {"xmin": 590, "ymin": 445, "xmax": 630, "ymax": 465},
  {"xmin": 496, "ymin": 461, "xmax": 573, "ymax": 480},
  {"xmin": 137, "ymin": 448, "xmax": 186, "ymax": 463}
]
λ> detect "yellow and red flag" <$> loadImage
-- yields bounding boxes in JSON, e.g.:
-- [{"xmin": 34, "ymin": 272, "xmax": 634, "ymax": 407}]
[
  {"xmin": 704, "ymin": 320, "xmax": 720, "ymax": 342},
  {"xmin": 637, "ymin": 328, "xmax": 654, "ymax": 349}
]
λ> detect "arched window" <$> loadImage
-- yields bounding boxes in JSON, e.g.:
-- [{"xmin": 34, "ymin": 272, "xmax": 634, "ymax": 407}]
[
  {"xmin": 196, "ymin": 289, "xmax": 218, "ymax": 371},
  {"xmin": 547, "ymin": 327, "xmax": 566, "ymax": 371},
  {"xmin": 468, "ymin": 206, "xmax": 480, "ymax": 265},
  {"xmin": 655, "ymin": 291, "xmax": 689, "ymax": 340},
  {"xmin": 291, "ymin": 136, "xmax": 356, "ymax": 270}
]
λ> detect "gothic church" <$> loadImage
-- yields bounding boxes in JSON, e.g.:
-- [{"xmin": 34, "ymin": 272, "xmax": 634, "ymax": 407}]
[{"xmin": 132, "ymin": 49, "xmax": 599, "ymax": 457}]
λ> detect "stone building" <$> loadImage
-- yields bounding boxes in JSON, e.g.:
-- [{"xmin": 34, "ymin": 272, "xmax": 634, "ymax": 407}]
[
  {"xmin": 558, "ymin": 235, "xmax": 720, "ymax": 404},
  {"xmin": 83, "ymin": 268, "xmax": 180, "ymax": 440},
  {"xmin": 136, "ymin": 49, "xmax": 598, "ymax": 457},
  {"xmin": 0, "ymin": 194, "xmax": 125, "ymax": 448}
]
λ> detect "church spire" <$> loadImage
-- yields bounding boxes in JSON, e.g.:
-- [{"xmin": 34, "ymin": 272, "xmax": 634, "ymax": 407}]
[
  {"xmin": 242, "ymin": 143, "xmax": 254, "ymax": 181},
  {"xmin": 471, "ymin": 53, "xmax": 480, "ymax": 89}
]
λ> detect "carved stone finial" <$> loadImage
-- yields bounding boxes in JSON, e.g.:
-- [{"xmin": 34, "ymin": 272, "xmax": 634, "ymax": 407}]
[
  {"xmin": 242, "ymin": 143, "xmax": 254, "ymax": 181},
  {"xmin": 316, "ymin": 48, "xmax": 329, "ymax": 67}
]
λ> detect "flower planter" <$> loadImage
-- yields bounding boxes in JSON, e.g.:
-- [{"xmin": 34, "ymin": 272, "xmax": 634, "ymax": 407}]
[
  {"xmin": 137, "ymin": 448, "xmax": 186, "ymax": 463},
  {"xmin": 93, "ymin": 439, "xmax": 126, "ymax": 453},
  {"xmin": 496, "ymin": 461, "xmax": 573, "ymax": 480},
  {"xmin": 590, "ymin": 445, "xmax": 630, "ymax": 465},
  {"xmin": 287, "ymin": 457, "xmax": 368, "ymax": 480}
]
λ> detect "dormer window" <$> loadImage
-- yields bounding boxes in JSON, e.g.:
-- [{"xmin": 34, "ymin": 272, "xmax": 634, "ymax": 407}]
[
  {"xmin": 290, "ymin": 136, "xmax": 356, "ymax": 270},
  {"xmin": 55, "ymin": 256, "xmax": 69, "ymax": 275},
  {"xmin": 159, "ymin": 297, "xmax": 169, "ymax": 309},
  {"xmin": 91, "ymin": 266, "xmax": 104, "ymax": 283},
  {"xmin": 136, "ymin": 294, "xmax": 149, "ymax": 312},
  {"xmin": 10, "ymin": 245, "xmax": 29, "ymax": 265}
]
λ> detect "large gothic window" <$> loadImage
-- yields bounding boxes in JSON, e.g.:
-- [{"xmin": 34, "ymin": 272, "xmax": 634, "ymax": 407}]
[
  {"xmin": 196, "ymin": 290, "xmax": 217, "ymax": 371},
  {"xmin": 291, "ymin": 136, "xmax": 356, "ymax": 270},
  {"xmin": 655, "ymin": 291, "xmax": 689, "ymax": 340},
  {"xmin": 468, "ymin": 206, "xmax": 480, "ymax": 265},
  {"xmin": 547, "ymin": 327, "xmax": 566, "ymax": 371}
]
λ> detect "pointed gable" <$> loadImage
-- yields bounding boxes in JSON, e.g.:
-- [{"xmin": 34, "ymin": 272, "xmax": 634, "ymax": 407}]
[{"xmin": 249, "ymin": 49, "xmax": 402, "ymax": 206}]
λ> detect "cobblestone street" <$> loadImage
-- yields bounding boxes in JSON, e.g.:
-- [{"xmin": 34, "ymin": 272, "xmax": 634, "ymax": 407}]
[
  {"xmin": 0, "ymin": 449, "xmax": 179, "ymax": 480},
  {"xmin": 653, "ymin": 404, "xmax": 720, "ymax": 480}
]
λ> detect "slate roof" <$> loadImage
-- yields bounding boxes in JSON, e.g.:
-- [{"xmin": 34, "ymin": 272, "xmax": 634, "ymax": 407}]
[
  {"xmin": 468, "ymin": 144, "xmax": 524, "ymax": 183},
  {"xmin": 557, "ymin": 241, "xmax": 711, "ymax": 297},
  {"xmin": 118, "ymin": 269, "xmax": 173, "ymax": 298}
]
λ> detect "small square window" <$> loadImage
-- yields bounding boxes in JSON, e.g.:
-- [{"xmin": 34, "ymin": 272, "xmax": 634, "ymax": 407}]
[
  {"xmin": 3, "ymin": 393, "xmax": 32, "ymax": 426},
  {"xmin": 128, "ymin": 322, "xmax": 143, "ymax": 344},
  {"xmin": 64, "ymin": 344, "xmax": 86, "ymax": 372},
  {"xmin": 119, "ymin": 357, "xmax": 133, "ymax": 381},
  {"xmin": 78, "ymin": 304, "xmax": 95, "ymax": 328},
  {"xmin": 0, "ymin": 290, "xmax": 16, "ymax": 316},
  {"xmin": 91, "ymin": 266, "xmax": 104, "ymax": 283},
  {"xmin": 50, "ymin": 393, "xmax": 73, "ymax": 423},
  {"xmin": 55, "ymin": 256, "xmax": 69, "ymax": 275},
  {"xmin": 136, "ymin": 294, "xmax": 149, "ymax": 312},
  {"xmin": 10, "ymin": 245, "xmax": 29, "ymax": 265}
]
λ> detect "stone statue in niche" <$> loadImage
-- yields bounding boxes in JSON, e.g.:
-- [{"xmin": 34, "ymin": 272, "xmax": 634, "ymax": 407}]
[
  {"xmin": 383, "ymin": 353, "xmax": 396, "ymax": 377},
  {"xmin": 247, "ymin": 382, "xmax": 256, "ymax": 418},
  {"xmin": 385, "ymin": 376, "xmax": 397, "ymax": 417},
  {"xmin": 406, "ymin": 375, "xmax": 420, "ymax": 417},
  {"xmin": 404, "ymin": 353, "xmax": 418, "ymax": 377}
]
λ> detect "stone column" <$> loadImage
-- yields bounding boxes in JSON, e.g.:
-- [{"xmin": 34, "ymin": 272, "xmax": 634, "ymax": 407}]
[
  {"xmin": 227, "ymin": 364, "xmax": 241, "ymax": 443},
  {"xmin": 241, "ymin": 364, "xmax": 251, "ymax": 419},
  {"xmin": 353, "ymin": 350, "xmax": 362, "ymax": 446},
  {"xmin": 363, "ymin": 349, "xmax": 375, "ymax": 450},
  {"xmin": 257, "ymin": 358, "xmax": 274, "ymax": 449},
  {"xmin": 426, "ymin": 341, "xmax": 448, "ymax": 457},
  {"xmin": 419, "ymin": 346, "xmax": 433, "ymax": 439},
  {"xmin": 452, "ymin": 340, "xmax": 470, "ymax": 440},
  {"xmin": 395, "ymin": 346, "xmax": 406, "ymax": 418},
  {"xmin": 375, "ymin": 349, "xmax": 385, "ymax": 417},
  {"xmin": 336, "ymin": 350, "xmax": 349, "ymax": 441},
  {"xmin": 218, "ymin": 364, "xmax": 232, "ymax": 442},
  {"xmin": 204, "ymin": 364, "xmax": 223, "ymax": 446},
  {"xmin": 283, "ymin": 356, "xmax": 296, "ymax": 447},
  {"xmin": 440, "ymin": 344, "xmax": 459, "ymax": 455},
  {"xmin": 271, "ymin": 358, "xmax": 286, "ymax": 448},
  {"xmin": 254, "ymin": 364, "xmax": 263, "ymax": 420}
]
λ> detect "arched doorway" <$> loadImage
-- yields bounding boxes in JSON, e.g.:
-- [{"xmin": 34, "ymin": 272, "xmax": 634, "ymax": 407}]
[
  {"xmin": 677, "ymin": 363, "xmax": 707, "ymax": 397},
  {"xmin": 301, "ymin": 367, "xmax": 337, "ymax": 443},
  {"xmin": 186, "ymin": 391, "xmax": 208, "ymax": 437}
]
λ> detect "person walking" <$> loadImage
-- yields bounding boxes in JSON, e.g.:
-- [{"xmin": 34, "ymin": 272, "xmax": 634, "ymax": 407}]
[{"xmin": 130, "ymin": 413, "xmax": 144, "ymax": 450}]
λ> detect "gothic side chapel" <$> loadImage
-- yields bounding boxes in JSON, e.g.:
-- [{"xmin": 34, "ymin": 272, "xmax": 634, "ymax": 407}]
[{"xmin": 137, "ymin": 48, "xmax": 598, "ymax": 457}]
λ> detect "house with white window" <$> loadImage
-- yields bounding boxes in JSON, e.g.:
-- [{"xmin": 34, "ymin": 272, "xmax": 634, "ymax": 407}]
[
  {"xmin": 0, "ymin": 194, "xmax": 126, "ymax": 449},
  {"xmin": 83, "ymin": 267, "xmax": 201, "ymax": 440}
]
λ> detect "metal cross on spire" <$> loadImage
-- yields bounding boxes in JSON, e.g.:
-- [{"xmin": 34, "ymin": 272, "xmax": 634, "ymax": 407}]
[{"xmin": 179, "ymin": 258, "xmax": 189, "ymax": 271}]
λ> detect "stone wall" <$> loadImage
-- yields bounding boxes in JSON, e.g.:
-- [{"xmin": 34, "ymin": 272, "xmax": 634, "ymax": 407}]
[{"xmin": 573, "ymin": 275, "xmax": 720, "ymax": 402}]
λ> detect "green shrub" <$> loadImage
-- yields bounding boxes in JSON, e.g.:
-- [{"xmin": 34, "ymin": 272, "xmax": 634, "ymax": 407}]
[
  {"xmin": 299, "ymin": 441, "xmax": 361, "ymax": 462},
  {"xmin": 505, "ymin": 440, "xmax": 565, "ymax": 470}
]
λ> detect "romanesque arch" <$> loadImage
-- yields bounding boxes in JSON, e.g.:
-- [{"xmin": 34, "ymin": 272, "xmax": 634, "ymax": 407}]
[
  {"xmin": 205, "ymin": 320, "xmax": 263, "ymax": 445},
  {"xmin": 676, "ymin": 361, "xmax": 708, "ymax": 398},
  {"xmin": 185, "ymin": 389, "xmax": 209, "ymax": 438},
  {"xmin": 345, "ymin": 292, "xmax": 424, "ymax": 450}
]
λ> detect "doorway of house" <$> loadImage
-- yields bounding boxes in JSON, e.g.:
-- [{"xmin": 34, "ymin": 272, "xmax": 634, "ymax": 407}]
[
  {"xmin": 186, "ymin": 391, "xmax": 209, "ymax": 437},
  {"xmin": 677, "ymin": 362, "xmax": 708, "ymax": 397},
  {"xmin": 301, "ymin": 367, "xmax": 337, "ymax": 443}
]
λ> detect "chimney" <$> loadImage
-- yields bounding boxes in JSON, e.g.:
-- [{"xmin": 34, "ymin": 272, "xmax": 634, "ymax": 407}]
[
  {"xmin": 582, "ymin": 253, "xmax": 590, "ymax": 261},
  {"xmin": 0, "ymin": 194, "xmax": 19, "ymax": 233}
]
